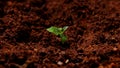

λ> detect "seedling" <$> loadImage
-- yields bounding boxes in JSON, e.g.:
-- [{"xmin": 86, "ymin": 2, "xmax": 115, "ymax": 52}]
[{"xmin": 47, "ymin": 26, "xmax": 68, "ymax": 43}]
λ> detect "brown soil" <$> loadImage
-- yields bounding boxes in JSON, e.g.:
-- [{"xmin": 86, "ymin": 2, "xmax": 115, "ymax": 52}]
[{"xmin": 0, "ymin": 0, "xmax": 120, "ymax": 68}]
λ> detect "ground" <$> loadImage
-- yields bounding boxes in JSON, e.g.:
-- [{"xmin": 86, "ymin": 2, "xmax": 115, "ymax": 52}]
[{"xmin": 0, "ymin": 0, "xmax": 120, "ymax": 68}]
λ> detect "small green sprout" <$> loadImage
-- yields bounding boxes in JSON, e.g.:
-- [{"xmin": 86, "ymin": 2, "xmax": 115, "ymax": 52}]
[{"xmin": 47, "ymin": 26, "xmax": 68, "ymax": 43}]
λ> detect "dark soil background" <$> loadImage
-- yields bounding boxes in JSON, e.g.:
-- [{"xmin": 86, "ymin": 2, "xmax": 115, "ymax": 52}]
[{"xmin": 0, "ymin": 0, "xmax": 120, "ymax": 68}]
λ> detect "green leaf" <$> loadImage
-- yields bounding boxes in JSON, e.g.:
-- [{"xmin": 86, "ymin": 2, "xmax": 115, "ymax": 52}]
[
  {"xmin": 62, "ymin": 26, "xmax": 68, "ymax": 32},
  {"xmin": 46, "ymin": 26, "xmax": 62, "ymax": 35}
]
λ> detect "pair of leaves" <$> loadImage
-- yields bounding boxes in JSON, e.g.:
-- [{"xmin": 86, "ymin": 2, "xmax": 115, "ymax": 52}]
[
  {"xmin": 47, "ymin": 26, "xmax": 68, "ymax": 43},
  {"xmin": 47, "ymin": 26, "xmax": 68, "ymax": 35}
]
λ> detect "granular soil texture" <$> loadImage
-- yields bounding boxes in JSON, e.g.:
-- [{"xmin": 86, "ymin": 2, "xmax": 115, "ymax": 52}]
[{"xmin": 0, "ymin": 0, "xmax": 120, "ymax": 68}]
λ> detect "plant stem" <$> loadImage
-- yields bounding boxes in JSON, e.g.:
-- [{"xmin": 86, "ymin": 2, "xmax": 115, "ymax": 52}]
[{"xmin": 59, "ymin": 34, "xmax": 67, "ymax": 44}]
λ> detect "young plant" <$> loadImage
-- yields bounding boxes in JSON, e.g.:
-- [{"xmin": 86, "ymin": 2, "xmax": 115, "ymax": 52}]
[{"xmin": 47, "ymin": 26, "xmax": 68, "ymax": 43}]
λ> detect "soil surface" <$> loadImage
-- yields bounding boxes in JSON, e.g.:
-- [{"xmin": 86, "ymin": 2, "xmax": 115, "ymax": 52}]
[{"xmin": 0, "ymin": 0, "xmax": 120, "ymax": 68}]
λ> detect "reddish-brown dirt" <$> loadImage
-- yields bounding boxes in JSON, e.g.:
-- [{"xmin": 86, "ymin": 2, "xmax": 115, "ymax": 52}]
[{"xmin": 0, "ymin": 0, "xmax": 120, "ymax": 68}]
